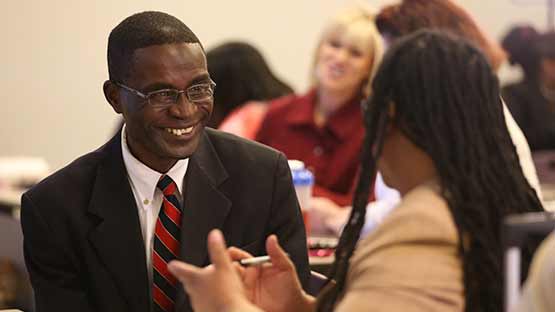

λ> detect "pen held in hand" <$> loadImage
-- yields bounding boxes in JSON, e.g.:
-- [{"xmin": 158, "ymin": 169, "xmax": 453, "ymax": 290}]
[{"xmin": 238, "ymin": 255, "xmax": 271, "ymax": 267}]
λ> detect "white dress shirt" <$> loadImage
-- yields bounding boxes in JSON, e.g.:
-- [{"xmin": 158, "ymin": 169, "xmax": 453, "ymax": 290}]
[{"xmin": 120, "ymin": 126, "xmax": 189, "ymax": 283}]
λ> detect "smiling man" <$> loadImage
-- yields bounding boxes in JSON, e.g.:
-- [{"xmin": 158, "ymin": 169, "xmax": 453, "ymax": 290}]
[{"xmin": 20, "ymin": 11, "xmax": 309, "ymax": 312}]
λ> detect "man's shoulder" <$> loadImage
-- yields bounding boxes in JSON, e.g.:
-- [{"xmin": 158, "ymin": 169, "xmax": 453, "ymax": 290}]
[
  {"xmin": 204, "ymin": 127, "xmax": 283, "ymax": 161},
  {"xmin": 25, "ymin": 139, "xmax": 115, "ymax": 201}
]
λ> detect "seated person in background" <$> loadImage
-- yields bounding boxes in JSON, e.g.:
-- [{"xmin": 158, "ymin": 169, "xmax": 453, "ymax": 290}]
[
  {"xmin": 206, "ymin": 41, "xmax": 293, "ymax": 132},
  {"xmin": 0, "ymin": 213, "xmax": 33, "ymax": 312},
  {"xmin": 21, "ymin": 11, "xmax": 309, "ymax": 312},
  {"xmin": 0, "ymin": 259, "xmax": 25, "ymax": 310},
  {"xmin": 500, "ymin": 25, "xmax": 541, "ymax": 117},
  {"xmin": 256, "ymin": 5, "xmax": 384, "ymax": 207},
  {"xmin": 517, "ymin": 232, "xmax": 555, "ymax": 312},
  {"xmin": 503, "ymin": 31, "xmax": 555, "ymax": 151},
  {"xmin": 167, "ymin": 30, "xmax": 545, "ymax": 312}
]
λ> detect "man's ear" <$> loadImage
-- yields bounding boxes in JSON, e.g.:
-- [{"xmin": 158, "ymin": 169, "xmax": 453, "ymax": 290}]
[{"xmin": 103, "ymin": 80, "xmax": 123, "ymax": 114}]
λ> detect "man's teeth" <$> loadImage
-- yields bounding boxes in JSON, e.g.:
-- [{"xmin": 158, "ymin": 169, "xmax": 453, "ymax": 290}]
[{"xmin": 165, "ymin": 126, "xmax": 194, "ymax": 136}]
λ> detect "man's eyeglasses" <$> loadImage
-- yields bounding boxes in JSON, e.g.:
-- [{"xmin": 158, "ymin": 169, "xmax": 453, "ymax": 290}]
[{"xmin": 113, "ymin": 79, "xmax": 216, "ymax": 108}]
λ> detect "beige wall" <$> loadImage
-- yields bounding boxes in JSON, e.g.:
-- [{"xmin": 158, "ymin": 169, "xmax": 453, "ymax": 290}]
[{"xmin": 0, "ymin": 0, "xmax": 550, "ymax": 170}]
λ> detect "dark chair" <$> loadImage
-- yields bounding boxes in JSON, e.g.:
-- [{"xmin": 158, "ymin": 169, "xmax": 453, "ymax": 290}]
[{"xmin": 504, "ymin": 211, "xmax": 555, "ymax": 312}]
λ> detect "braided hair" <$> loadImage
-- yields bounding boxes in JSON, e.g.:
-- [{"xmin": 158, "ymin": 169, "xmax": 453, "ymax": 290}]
[{"xmin": 316, "ymin": 30, "xmax": 544, "ymax": 312}]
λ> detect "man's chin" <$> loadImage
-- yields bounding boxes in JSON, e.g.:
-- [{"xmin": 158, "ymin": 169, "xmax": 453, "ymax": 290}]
[{"xmin": 167, "ymin": 140, "xmax": 201, "ymax": 160}]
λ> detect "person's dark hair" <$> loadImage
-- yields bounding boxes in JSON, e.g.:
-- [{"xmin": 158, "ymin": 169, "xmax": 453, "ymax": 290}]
[
  {"xmin": 536, "ymin": 31, "xmax": 555, "ymax": 59},
  {"xmin": 501, "ymin": 25, "xmax": 541, "ymax": 80},
  {"xmin": 206, "ymin": 42, "xmax": 293, "ymax": 127},
  {"xmin": 107, "ymin": 11, "xmax": 202, "ymax": 83},
  {"xmin": 317, "ymin": 30, "xmax": 544, "ymax": 312},
  {"xmin": 376, "ymin": 0, "xmax": 506, "ymax": 71}
]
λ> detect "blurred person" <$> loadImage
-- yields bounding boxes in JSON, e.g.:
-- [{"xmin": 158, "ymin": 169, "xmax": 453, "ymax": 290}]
[
  {"xmin": 502, "ymin": 25, "xmax": 541, "ymax": 81},
  {"xmin": 375, "ymin": 0, "xmax": 542, "ymax": 198},
  {"xmin": 167, "ymin": 30, "xmax": 545, "ymax": 312},
  {"xmin": 0, "ymin": 259, "xmax": 25, "ymax": 310},
  {"xmin": 503, "ymin": 31, "xmax": 555, "ymax": 151},
  {"xmin": 0, "ymin": 214, "xmax": 33, "ymax": 311},
  {"xmin": 21, "ymin": 11, "xmax": 309, "ymax": 312},
  {"xmin": 206, "ymin": 41, "xmax": 293, "ymax": 131},
  {"xmin": 517, "ymin": 232, "xmax": 555, "ymax": 312},
  {"xmin": 256, "ymin": 5, "xmax": 384, "ymax": 207}
]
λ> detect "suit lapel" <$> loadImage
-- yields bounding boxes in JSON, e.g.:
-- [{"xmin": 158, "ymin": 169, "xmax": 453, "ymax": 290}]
[
  {"xmin": 87, "ymin": 134, "xmax": 150, "ymax": 312},
  {"xmin": 175, "ymin": 130, "xmax": 231, "ymax": 311}
]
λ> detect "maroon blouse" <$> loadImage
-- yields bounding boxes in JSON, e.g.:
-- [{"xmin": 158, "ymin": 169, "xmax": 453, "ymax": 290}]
[{"xmin": 256, "ymin": 89, "xmax": 373, "ymax": 206}]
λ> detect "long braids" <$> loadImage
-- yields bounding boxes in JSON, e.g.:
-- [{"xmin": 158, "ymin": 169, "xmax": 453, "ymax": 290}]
[
  {"xmin": 317, "ymin": 30, "xmax": 544, "ymax": 312},
  {"xmin": 316, "ymin": 44, "xmax": 398, "ymax": 312}
]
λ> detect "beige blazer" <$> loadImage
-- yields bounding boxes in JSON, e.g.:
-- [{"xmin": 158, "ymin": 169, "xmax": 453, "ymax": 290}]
[{"xmin": 335, "ymin": 181, "xmax": 464, "ymax": 312}]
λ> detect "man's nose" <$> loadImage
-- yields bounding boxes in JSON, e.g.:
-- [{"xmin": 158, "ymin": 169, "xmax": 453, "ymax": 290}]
[{"xmin": 169, "ymin": 93, "xmax": 197, "ymax": 118}]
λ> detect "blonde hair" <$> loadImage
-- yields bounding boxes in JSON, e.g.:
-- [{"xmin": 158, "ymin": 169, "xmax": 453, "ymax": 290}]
[{"xmin": 310, "ymin": 5, "xmax": 384, "ymax": 96}]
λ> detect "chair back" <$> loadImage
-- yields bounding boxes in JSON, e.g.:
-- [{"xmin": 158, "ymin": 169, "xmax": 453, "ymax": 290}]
[{"xmin": 504, "ymin": 211, "xmax": 555, "ymax": 312}]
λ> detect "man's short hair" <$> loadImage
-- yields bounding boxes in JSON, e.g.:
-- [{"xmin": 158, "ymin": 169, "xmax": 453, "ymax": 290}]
[{"xmin": 107, "ymin": 11, "xmax": 203, "ymax": 82}]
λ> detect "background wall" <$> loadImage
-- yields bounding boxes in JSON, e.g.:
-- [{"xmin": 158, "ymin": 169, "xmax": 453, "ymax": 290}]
[{"xmin": 0, "ymin": 0, "xmax": 550, "ymax": 170}]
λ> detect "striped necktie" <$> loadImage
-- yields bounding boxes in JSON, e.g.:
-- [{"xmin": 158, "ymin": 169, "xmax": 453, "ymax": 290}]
[{"xmin": 152, "ymin": 175, "xmax": 181, "ymax": 312}]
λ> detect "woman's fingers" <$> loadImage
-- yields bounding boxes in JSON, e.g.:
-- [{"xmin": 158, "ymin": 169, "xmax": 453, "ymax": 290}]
[
  {"xmin": 228, "ymin": 246, "xmax": 253, "ymax": 261},
  {"xmin": 266, "ymin": 235, "xmax": 294, "ymax": 270},
  {"xmin": 207, "ymin": 229, "xmax": 233, "ymax": 270},
  {"xmin": 168, "ymin": 260, "xmax": 202, "ymax": 284}
]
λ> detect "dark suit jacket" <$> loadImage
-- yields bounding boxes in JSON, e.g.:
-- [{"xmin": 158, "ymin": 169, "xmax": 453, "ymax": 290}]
[{"xmin": 21, "ymin": 128, "xmax": 310, "ymax": 312}]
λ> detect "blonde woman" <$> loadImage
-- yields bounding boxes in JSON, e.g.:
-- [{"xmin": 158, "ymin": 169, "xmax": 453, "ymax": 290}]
[{"xmin": 255, "ymin": 6, "xmax": 384, "ymax": 209}]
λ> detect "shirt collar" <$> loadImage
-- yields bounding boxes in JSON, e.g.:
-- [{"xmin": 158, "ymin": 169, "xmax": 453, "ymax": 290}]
[
  {"xmin": 121, "ymin": 125, "xmax": 188, "ymax": 209},
  {"xmin": 285, "ymin": 89, "xmax": 317, "ymax": 126},
  {"xmin": 284, "ymin": 88, "xmax": 363, "ymax": 140}
]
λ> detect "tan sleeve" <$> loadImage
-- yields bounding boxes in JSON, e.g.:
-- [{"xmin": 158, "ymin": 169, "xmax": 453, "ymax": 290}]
[
  {"xmin": 336, "ymin": 287, "xmax": 456, "ymax": 312},
  {"xmin": 335, "ymin": 187, "xmax": 464, "ymax": 312}
]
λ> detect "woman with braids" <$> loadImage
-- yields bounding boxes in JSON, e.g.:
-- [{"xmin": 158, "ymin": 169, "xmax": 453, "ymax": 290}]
[
  {"xmin": 165, "ymin": 30, "xmax": 544, "ymax": 312},
  {"xmin": 375, "ymin": 0, "xmax": 542, "ymax": 199}
]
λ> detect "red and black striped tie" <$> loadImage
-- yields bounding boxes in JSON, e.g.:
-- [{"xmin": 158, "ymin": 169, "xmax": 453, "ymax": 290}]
[{"xmin": 152, "ymin": 175, "xmax": 181, "ymax": 312}]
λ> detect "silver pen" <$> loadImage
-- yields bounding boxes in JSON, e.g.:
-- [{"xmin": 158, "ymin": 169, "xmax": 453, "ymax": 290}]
[{"xmin": 238, "ymin": 255, "xmax": 271, "ymax": 267}]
